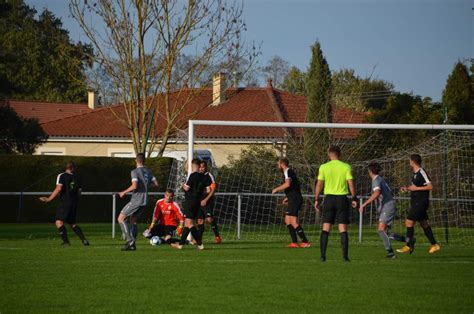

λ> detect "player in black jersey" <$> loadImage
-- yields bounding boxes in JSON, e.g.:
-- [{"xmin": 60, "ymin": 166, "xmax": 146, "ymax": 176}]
[
  {"xmin": 272, "ymin": 157, "xmax": 310, "ymax": 248},
  {"xmin": 171, "ymin": 158, "xmax": 210, "ymax": 250},
  {"xmin": 39, "ymin": 161, "xmax": 89, "ymax": 246},
  {"xmin": 397, "ymin": 154, "xmax": 440, "ymax": 254},
  {"xmin": 197, "ymin": 161, "xmax": 221, "ymax": 244}
]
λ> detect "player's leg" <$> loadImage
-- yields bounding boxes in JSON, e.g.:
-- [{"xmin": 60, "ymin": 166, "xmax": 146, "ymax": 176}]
[
  {"xmin": 378, "ymin": 202, "xmax": 395, "ymax": 258},
  {"xmin": 68, "ymin": 204, "xmax": 89, "ymax": 246},
  {"xmin": 130, "ymin": 215, "xmax": 138, "ymax": 241},
  {"xmin": 420, "ymin": 220, "xmax": 440, "ymax": 254},
  {"xmin": 285, "ymin": 215, "xmax": 298, "ymax": 247},
  {"xmin": 320, "ymin": 196, "xmax": 335, "ymax": 261},
  {"xmin": 338, "ymin": 223, "xmax": 349, "ymax": 262},
  {"xmin": 378, "ymin": 223, "xmax": 395, "ymax": 258},
  {"xmin": 289, "ymin": 199, "xmax": 309, "ymax": 247},
  {"xmin": 397, "ymin": 218, "xmax": 415, "ymax": 254},
  {"xmin": 118, "ymin": 203, "xmax": 133, "ymax": 243},
  {"xmin": 173, "ymin": 200, "xmax": 202, "ymax": 249},
  {"xmin": 196, "ymin": 209, "xmax": 205, "ymax": 243},
  {"xmin": 336, "ymin": 196, "xmax": 350, "ymax": 262},
  {"xmin": 55, "ymin": 219, "xmax": 70, "ymax": 245},
  {"xmin": 70, "ymin": 224, "xmax": 89, "ymax": 246},
  {"xmin": 163, "ymin": 226, "xmax": 176, "ymax": 244},
  {"xmin": 205, "ymin": 200, "xmax": 221, "ymax": 243},
  {"xmin": 206, "ymin": 216, "xmax": 221, "ymax": 243},
  {"xmin": 55, "ymin": 205, "xmax": 70, "ymax": 245}
]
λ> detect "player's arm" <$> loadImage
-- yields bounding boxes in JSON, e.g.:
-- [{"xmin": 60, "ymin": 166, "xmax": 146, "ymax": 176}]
[
  {"xmin": 272, "ymin": 179, "xmax": 290, "ymax": 194},
  {"xmin": 148, "ymin": 202, "xmax": 161, "ymax": 230},
  {"xmin": 360, "ymin": 189, "xmax": 381, "ymax": 213},
  {"xmin": 201, "ymin": 175, "xmax": 217, "ymax": 206},
  {"xmin": 201, "ymin": 186, "xmax": 215, "ymax": 206},
  {"xmin": 151, "ymin": 175, "xmax": 158, "ymax": 188},
  {"xmin": 119, "ymin": 181, "xmax": 137, "ymax": 198},
  {"xmin": 39, "ymin": 184, "xmax": 62, "ymax": 203},
  {"xmin": 173, "ymin": 202, "xmax": 185, "ymax": 235},
  {"xmin": 314, "ymin": 180, "xmax": 324, "ymax": 211},
  {"xmin": 182, "ymin": 174, "xmax": 193, "ymax": 191},
  {"xmin": 407, "ymin": 182, "xmax": 433, "ymax": 191},
  {"xmin": 347, "ymin": 179, "xmax": 358, "ymax": 208}
]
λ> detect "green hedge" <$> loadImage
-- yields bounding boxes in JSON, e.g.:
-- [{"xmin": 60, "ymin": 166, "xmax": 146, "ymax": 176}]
[{"xmin": 0, "ymin": 155, "xmax": 174, "ymax": 223}]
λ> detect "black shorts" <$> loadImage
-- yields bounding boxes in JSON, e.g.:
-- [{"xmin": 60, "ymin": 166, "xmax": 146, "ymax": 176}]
[
  {"xmin": 198, "ymin": 198, "xmax": 215, "ymax": 219},
  {"xmin": 285, "ymin": 196, "xmax": 303, "ymax": 217},
  {"xmin": 150, "ymin": 225, "xmax": 177, "ymax": 238},
  {"xmin": 322, "ymin": 195, "xmax": 350, "ymax": 224},
  {"xmin": 56, "ymin": 203, "xmax": 78, "ymax": 224},
  {"xmin": 183, "ymin": 199, "xmax": 200, "ymax": 220},
  {"xmin": 407, "ymin": 199, "xmax": 429, "ymax": 222}
]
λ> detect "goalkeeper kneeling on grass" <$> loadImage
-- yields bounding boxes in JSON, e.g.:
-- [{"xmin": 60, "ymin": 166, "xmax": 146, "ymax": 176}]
[{"xmin": 143, "ymin": 189, "xmax": 184, "ymax": 245}]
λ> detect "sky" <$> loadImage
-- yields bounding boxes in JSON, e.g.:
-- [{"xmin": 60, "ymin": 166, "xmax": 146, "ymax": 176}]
[{"xmin": 26, "ymin": 0, "xmax": 472, "ymax": 101}]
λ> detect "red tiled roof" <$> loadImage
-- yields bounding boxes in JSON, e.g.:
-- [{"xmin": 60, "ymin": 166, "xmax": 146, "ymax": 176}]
[
  {"xmin": 37, "ymin": 85, "xmax": 367, "ymax": 140},
  {"xmin": 8, "ymin": 100, "xmax": 93, "ymax": 124}
]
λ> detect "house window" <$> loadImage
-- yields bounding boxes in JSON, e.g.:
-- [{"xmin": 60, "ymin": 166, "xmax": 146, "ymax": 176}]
[
  {"xmin": 108, "ymin": 148, "xmax": 135, "ymax": 158},
  {"xmin": 37, "ymin": 147, "xmax": 66, "ymax": 156}
]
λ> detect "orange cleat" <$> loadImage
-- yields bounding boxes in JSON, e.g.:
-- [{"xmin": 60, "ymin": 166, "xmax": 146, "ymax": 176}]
[
  {"xmin": 299, "ymin": 242, "xmax": 311, "ymax": 248},
  {"xmin": 215, "ymin": 236, "xmax": 222, "ymax": 244},
  {"xmin": 287, "ymin": 243, "xmax": 299, "ymax": 248}
]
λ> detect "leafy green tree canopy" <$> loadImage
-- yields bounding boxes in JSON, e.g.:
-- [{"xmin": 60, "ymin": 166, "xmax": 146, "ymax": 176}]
[
  {"xmin": 0, "ymin": 0, "xmax": 92, "ymax": 102},
  {"xmin": 0, "ymin": 102, "xmax": 48, "ymax": 154}
]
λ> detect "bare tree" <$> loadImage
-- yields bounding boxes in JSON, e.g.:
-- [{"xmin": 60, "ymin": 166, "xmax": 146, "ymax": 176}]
[
  {"xmin": 261, "ymin": 55, "xmax": 289, "ymax": 88},
  {"xmin": 70, "ymin": 0, "xmax": 259, "ymax": 156}
]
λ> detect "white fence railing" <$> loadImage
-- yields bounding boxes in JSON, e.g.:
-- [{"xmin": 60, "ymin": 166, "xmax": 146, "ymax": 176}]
[{"xmin": 1, "ymin": 191, "xmax": 472, "ymax": 242}]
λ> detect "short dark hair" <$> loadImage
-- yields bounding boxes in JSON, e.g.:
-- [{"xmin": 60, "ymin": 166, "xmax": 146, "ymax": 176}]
[
  {"xmin": 410, "ymin": 154, "xmax": 422, "ymax": 165},
  {"xmin": 279, "ymin": 157, "xmax": 289, "ymax": 167},
  {"xmin": 368, "ymin": 162, "xmax": 381, "ymax": 175},
  {"xmin": 136, "ymin": 153, "xmax": 145, "ymax": 164},
  {"xmin": 191, "ymin": 158, "xmax": 201, "ymax": 165},
  {"xmin": 165, "ymin": 188, "xmax": 174, "ymax": 195},
  {"xmin": 65, "ymin": 161, "xmax": 76, "ymax": 171},
  {"xmin": 200, "ymin": 160, "xmax": 208, "ymax": 167},
  {"xmin": 328, "ymin": 145, "xmax": 341, "ymax": 158}
]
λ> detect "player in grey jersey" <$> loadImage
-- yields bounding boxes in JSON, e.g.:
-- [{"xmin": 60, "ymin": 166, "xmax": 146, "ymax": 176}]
[
  {"xmin": 359, "ymin": 162, "xmax": 397, "ymax": 258},
  {"xmin": 118, "ymin": 153, "xmax": 158, "ymax": 251}
]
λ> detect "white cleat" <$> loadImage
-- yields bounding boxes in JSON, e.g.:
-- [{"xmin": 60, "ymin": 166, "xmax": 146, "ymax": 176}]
[{"xmin": 197, "ymin": 244, "xmax": 204, "ymax": 251}]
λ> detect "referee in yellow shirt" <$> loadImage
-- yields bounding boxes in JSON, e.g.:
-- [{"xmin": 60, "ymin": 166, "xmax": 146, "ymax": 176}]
[{"xmin": 314, "ymin": 146, "xmax": 358, "ymax": 262}]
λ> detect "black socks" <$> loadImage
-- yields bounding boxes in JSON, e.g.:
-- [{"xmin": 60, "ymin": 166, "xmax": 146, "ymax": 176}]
[
  {"xmin": 190, "ymin": 226, "xmax": 202, "ymax": 245},
  {"xmin": 320, "ymin": 230, "xmax": 329, "ymax": 258},
  {"xmin": 422, "ymin": 226, "xmax": 437, "ymax": 245},
  {"xmin": 295, "ymin": 225, "xmax": 308, "ymax": 243},
  {"xmin": 180, "ymin": 227, "xmax": 190, "ymax": 245},
  {"xmin": 340, "ymin": 231, "xmax": 349, "ymax": 260},
  {"xmin": 406, "ymin": 226, "xmax": 415, "ymax": 245},
  {"xmin": 58, "ymin": 225, "xmax": 69, "ymax": 244},
  {"xmin": 210, "ymin": 220, "xmax": 220, "ymax": 237},
  {"xmin": 197, "ymin": 224, "xmax": 205, "ymax": 241},
  {"xmin": 72, "ymin": 225, "xmax": 86, "ymax": 241},
  {"xmin": 287, "ymin": 225, "xmax": 298, "ymax": 243}
]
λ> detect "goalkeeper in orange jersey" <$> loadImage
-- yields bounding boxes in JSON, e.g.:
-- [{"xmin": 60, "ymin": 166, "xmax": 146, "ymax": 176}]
[{"xmin": 143, "ymin": 189, "xmax": 184, "ymax": 244}]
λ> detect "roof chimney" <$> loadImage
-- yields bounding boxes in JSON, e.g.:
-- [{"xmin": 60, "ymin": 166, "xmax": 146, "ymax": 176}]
[
  {"xmin": 212, "ymin": 72, "xmax": 226, "ymax": 106},
  {"xmin": 87, "ymin": 91, "xmax": 98, "ymax": 109},
  {"xmin": 267, "ymin": 77, "xmax": 273, "ymax": 89}
]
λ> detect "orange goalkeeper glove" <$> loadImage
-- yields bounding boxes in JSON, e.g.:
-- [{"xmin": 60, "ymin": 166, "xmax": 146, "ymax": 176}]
[{"xmin": 177, "ymin": 224, "xmax": 184, "ymax": 236}]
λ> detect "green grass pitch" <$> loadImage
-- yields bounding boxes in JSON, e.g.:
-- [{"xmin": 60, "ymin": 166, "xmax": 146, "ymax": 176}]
[{"xmin": 0, "ymin": 224, "xmax": 473, "ymax": 313}]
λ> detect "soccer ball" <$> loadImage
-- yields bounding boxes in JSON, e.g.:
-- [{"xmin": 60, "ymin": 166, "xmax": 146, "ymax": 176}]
[{"xmin": 150, "ymin": 236, "xmax": 162, "ymax": 246}]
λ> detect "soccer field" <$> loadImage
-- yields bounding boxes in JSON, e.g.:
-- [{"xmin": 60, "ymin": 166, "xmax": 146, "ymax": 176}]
[{"xmin": 0, "ymin": 224, "xmax": 473, "ymax": 313}]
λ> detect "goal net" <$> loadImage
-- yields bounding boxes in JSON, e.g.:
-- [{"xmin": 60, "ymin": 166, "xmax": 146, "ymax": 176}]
[{"xmin": 167, "ymin": 122, "xmax": 474, "ymax": 245}]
